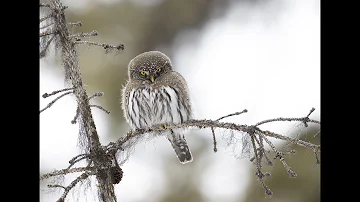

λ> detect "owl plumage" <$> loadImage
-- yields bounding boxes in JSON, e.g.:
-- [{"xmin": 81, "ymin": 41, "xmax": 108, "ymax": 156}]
[{"xmin": 121, "ymin": 51, "xmax": 193, "ymax": 164}]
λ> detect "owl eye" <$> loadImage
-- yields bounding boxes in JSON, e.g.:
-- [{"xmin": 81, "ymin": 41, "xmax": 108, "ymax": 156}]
[
  {"xmin": 140, "ymin": 71, "xmax": 146, "ymax": 76},
  {"xmin": 157, "ymin": 68, "xmax": 161, "ymax": 73}
]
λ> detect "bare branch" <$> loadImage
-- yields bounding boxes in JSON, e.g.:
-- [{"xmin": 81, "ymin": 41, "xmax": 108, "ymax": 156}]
[
  {"xmin": 306, "ymin": 107, "xmax": 316, "ymax": 118},
  {"xmin": 314, "ymin": 150, "xmax": 321, "ymax": 164},
  {"xmin": 210, "ymin": 109, "xmax": 248, "ymax": 152},
  {"xmin": 277, "ymin": 153, "xmax": 297, "ymax": 178},
  {"xmin": 260, "ymin": 129, "xmax": 320, "ymax": 151},
  {"xmin": 40, "ymin": 22, "xmax": 54, "ymax": 30},
  {"xmin": 255, "ymin": 117, "xmax": 320, "ymax": 127},
  {"xmin": 48, "ymin": 184, "xmax": 66, "ymax": 189},
  {"xmin": 70, "ymin": 30, "xmax": 98, "ymax": 38},
  {"xmin": 216, "ymin": 109, "xmax": 248, "ymax": 121},
  {"xmin": 40, "ymin": 3, "xmax": 51, "ymax": 8},
  {"xmin": 40, "ymin": 14, "xmax": 53, "ymax": 23},
  {"xmin": 74, "ymin": 40, "xmax": 124, "ymax": 53},
  {"xmin": 313, "ymin": 130, "xmax": 320, "ymax": 138},
  {"xmin": 42, "ymin": 87, "xmax": 75, "ymax": 98},
  {"xmin": 40, "ymin": 91, "xmax": 73, "ymax": 113},
  {"xmin": 56, "ymin": 171, "xmax": 92, "ymax": 202},
  {"xmin": 111, "ymin": 119, "xmax": 320, "ymax": 152},
  {"xmin": 260, "ymin": 132, "xmax": 297, "ymax": 177},
  {"xmin": 71, "ymin": 107, "xmax": 80, "ymax": 124},
  {"xmin": 67, "ymin": 154, "xmax": 90, "ymax": 169},
  {"xmin": 40, "ymin": 29, "xmax": 57, "ymax": 37},
  {"xmin": 254, "ymin": 134, "xmax": 273, "ymax": 166},
  {"xmin": 88, "ymin": 92, "xmax": 104, "ymax": 100},
  {"xmin": 40, "ymin": 167, "xmax": 91, "ymax": 181},
  {"xmin": 68, "ymin": 154, "xmax": 88, "ymax": 165},
  {"xmin": 249, "ymin": 131, "xmax": 273, "ymax": 196},
  {"xmin": 69, "ymin": 21, "xmax": 82, "ymax": 27},
  {"xmin": 211, "ymin": 127, "xmax": 217, "ymax": 152},
  {"xmin": 90, "ymin": 105, "xmax": 111, "ymax": 114},
  {"xmin": 40, "ymin": 35, "xmax": 55, "ymax": 59}
]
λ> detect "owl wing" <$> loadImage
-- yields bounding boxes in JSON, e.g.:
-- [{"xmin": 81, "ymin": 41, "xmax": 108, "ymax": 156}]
[
  {"xmin": 155, "ymin": 71, "xmax": 193, "ymax": 120},
  {"xmin": 121, "ymin": 79, "xmax": 142, "ymax": 127}
]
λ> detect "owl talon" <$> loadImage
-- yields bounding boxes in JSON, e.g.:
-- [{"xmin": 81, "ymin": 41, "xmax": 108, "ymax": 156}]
[{"xmin": 159, "ymin": 124, "xmax": 167, "ymax": 130}]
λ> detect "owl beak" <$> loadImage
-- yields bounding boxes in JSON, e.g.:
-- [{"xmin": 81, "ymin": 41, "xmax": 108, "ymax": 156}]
[{"xmin": 149, "ymin": 75, "xmax": 155, "ymax": 83}]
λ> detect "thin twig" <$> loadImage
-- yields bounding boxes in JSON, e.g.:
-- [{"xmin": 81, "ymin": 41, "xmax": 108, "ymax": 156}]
[
  {"xmin": 67, "ymin": 154, "xmax": 89, "ymax": 169},
  {"xmin": 254, "ymin": 134, "xmax": 273, "ymax": 166},
  {"xmin": 249, "ymin": 131, "xmax": 273, "ymax": 196},
  {"xmin": 211, "ymin": 127, "xmax": 217, "ymax": 152},
  {"xmin": 71, "ymin": 107, "xmax": 80, "ymax": 124},
  {"xmin": 74, "ymin": 40, "xmax": 124, "ymax": 53},
  {"xmin": 276, "ymin": 153, "xmax": 297, "ymax": 178},
  {"xmin": 40, "ymin": 3, "xmax": 51, "ymax": 7},
  {"xmin": 210, "ymin": 109, "xmax": 248, "ymax": 152},
  {"xmin": 48, "ymin": 184, "xmax": 66, "ymax": 189},
  {"xmin": 261, "ymin": 132, "xmax": 297, "ymax": 178},
  {"xmin": 67, "ymin": 156, "xmax": 89, "ymax": 169},
  {"xmin": 255, "ymin": 117, "xmax": 320, "ymax": 127},
  {"xmin": 88, "ymin": 92, "xmax": 104, "ymax": 100},
  {"xmin": 250, "ymin": 133, "xmax": 262, "ymax": 178},
  {"xmin": 42, "ymin": 87, "xmax": 75, "ymax": 98},
  {"xmin": 313, "ymin": 130, "xmax": 320, "ymax": 138},
  {"xmin": 255, "ymin": 108, "xmax": 320, "ymax": 126},
  {"xmin": 69, "ymin": 21, "xmax": 82, "ymax": 27},
  {"xmin": 40, "ymin": 91, "xmax": 73, "ymax": 113},
  {"xmin": 70, "ymin": 30, "xmax": 98, "ymax": 38},
  {"xmin": 40, "ymin": 22, "xmax": 54, "ymax": 30},
  {"xmin": 40, "ymin": 167, "xmax": 91, "ymax": 181},
  {"xmin": 69, "ymin": 154, "xmax": 88, "ymax": 165},
  {"xmin": 216, "ymin": 109, "xmax": 248, "ymax": 121},
  {"xmin": 56, "ymin": 172, "xmax": 92, "ymax": 202},
  {"xmin": 40, "ymin": 35, "xmax": 55, "ymax": 59},
  {"xmin": 40, "ymin": 15, "xmax": 52, "ymax": 23},
  {"xmin": 90, "ymin": 105, "xmax": 110, "ymax": 114},
  {"xmin": 40, "ymin": 30, "xmax": 57, "ymax": 37},
  {"xmin": 306, "ymin": 107, "xmax": 316, "ymax": 118},
  {"xmin": 260, "ymin": 129, "xmax": 320, "ymax": 151}
]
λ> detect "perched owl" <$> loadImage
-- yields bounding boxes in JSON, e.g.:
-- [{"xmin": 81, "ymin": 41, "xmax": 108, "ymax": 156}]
[{"xmin": 121, "ymin": 51, "xmax": 193, "ymax": 164}]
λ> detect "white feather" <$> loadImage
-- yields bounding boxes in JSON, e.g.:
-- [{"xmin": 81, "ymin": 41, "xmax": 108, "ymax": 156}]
[{"xmin": 127, "ymin": 86, "xmax": 189, "ymax": 129}]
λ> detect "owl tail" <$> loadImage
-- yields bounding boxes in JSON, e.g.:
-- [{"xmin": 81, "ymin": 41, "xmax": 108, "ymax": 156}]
[{"xmin": 167, "ymin": 129, "xmax": 193, "ymax": 164}]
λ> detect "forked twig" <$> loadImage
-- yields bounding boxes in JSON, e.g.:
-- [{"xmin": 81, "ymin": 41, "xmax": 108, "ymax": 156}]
[
  {"xmin": 40, "ymin": 91, "xmax": 73, "ymax": 113},
  {"xmin": 210, "ymin": 109, "xmax": 248, "ymax": 152}
]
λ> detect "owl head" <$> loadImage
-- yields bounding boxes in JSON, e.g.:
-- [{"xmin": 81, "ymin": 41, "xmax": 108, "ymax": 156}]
[{"xmin": 127, "ymin": 51, "xmax": 173, "ymax": 83}]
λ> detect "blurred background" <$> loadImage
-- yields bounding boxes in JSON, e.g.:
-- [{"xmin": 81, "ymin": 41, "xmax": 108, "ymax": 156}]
[{"xmin": 40, "ymin": 0, "xmax": 320, "ymax": 201}]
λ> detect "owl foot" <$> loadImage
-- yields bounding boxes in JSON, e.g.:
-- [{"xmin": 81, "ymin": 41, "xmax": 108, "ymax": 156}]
[{"xmin": 159, "ymin": 124, "xmax": 168, "ymax": 130}]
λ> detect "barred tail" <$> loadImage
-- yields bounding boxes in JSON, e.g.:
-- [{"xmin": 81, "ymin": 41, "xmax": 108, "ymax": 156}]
[{"xmin": 167, "ymin": 129, "xmax": 193, "ymax": 164}]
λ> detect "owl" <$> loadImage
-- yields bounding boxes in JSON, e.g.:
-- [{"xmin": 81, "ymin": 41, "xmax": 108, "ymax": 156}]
[{"xmin": 121, "ymin": 51, "xmax": 193, "ymax": 164}]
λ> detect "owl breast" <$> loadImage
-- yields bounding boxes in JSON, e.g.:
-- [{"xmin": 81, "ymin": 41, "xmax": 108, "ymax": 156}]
[{"xmin": 126, "ymin": 86, "xmax": 191, "ymax": 129}]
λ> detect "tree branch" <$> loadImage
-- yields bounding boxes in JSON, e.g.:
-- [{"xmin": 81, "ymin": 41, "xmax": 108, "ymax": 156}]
[
  {"xmin": 40, "ymin": 167, "xmax": 91, "ymax": 181},
  {"xmin": 74, "ymin": 40, "xmax": 124, "ymax": 53},
  {"xmin": 40, "ymin": 91, "xmax": 73, "ymax": 113},
  {"xmin": 55, "ymin": 171, "xmax": 92, "ymax": 202}
]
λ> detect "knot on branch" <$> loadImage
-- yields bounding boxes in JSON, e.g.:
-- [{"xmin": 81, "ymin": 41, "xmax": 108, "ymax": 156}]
[
  {"xmin": 302, "ymin": 117, "xmax": 311, "ymax": 127},
  {"xmin": 102, "ymin": 146, "xmax": 124, "ymax": 184},
  {"xmin": 110, "ymin": 166, "xmax": 123, "ymax": 184}
]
